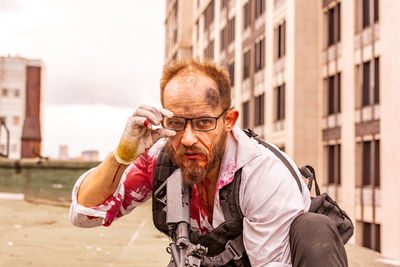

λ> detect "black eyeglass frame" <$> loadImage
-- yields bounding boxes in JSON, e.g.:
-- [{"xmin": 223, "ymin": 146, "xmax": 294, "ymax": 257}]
[{"xmin": 162, "ymin": 108, "xmax": 228, "ymax": 132}]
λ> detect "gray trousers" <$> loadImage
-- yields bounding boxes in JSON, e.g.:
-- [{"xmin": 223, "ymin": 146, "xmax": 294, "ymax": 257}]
[
  {"xmin": 168, "ymin": 212, "xmax": 348, "ymax": 267},
  {"xmin": 289, "ymin": 212, "xmax": 348, "ymax": 267}
]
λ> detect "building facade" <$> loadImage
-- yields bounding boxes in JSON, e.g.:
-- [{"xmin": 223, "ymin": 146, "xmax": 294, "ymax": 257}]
[
  {"xmin": 164, "ymin": 0, "xmax": 400, "ymax": 261},
  {"xmin": 0, "ymin": 56, "xmax": 43, "ymax": 159}
]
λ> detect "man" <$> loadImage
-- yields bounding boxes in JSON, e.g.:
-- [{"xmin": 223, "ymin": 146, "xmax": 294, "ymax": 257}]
[{"xmin": 70, "ymin": 59, "xmax": 347, "ymax": 266}]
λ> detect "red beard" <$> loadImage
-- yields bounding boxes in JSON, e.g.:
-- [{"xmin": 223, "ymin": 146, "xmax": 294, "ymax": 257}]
[{"xmin": 165, "ymin": 131, "xmax": 227, "ymax": 186}]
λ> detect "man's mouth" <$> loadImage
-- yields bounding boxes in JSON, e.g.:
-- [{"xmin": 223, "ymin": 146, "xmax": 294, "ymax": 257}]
[{"xmin": 184, "ymin": 153, "xmax": 203, "ymax": 160}]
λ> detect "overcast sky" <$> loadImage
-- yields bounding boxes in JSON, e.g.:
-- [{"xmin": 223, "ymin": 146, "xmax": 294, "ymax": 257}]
[{"xmin": 0, "ymin": 0, "xmax": 166, "ymax": 159}]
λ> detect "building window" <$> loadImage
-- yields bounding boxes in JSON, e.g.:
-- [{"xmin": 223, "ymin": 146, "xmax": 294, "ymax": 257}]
[
  {"xmin": 203, "ymin": 0, "xmax": 215, "ymax": 31},
  {"xmin": 327, "ymin": 72, "xmax": 341, "ymax": 115},
  {"xmin": 361, "ymin": 57, "xmax": 379, "ymax": 107},
  {"xmin": 361, "ymin": 140, "xmax": 380, "ymax": 187},
  {"xmin": 243, "ymin": 1, "xmax": 251, "ymax": 30},
  {"xmin": 275, "ymin": 84, "xmax": 285, "ymax": 121},
  {"xmin": 361, "ymin": 221, "xmax": 381, "ymax": 252},
  {"xmin": 243, "ymin": 50, "xmax": 250, "ymax": 80},
  {"xmin": 1, "ymin": 88, "xmax": 7, "ymax": 97},
  {"xmin": 220, "ymin": 26, "xmax": 227, "ymax": 51},
  {"xmin": 255, "ymin": 0, "xmax": 265, "ymax": 19},
  {"xmin": 274, "ymin": 21, "xmax": 286, "ymax": 60},
  {"xmin": 362, "ymin": 0, "xmax": 379, "ymax": 28},
  {"xmin": 228, "ymin": 17, "xmax": 235, "ymax": 44},
  {"xmin": 228, "ymin": 62, "xmax": 235, "ymax": 87},
  {"xmin": 173, "ymin": 28, "xmax": 178, "ymax": 44},
  {"xmin": 327, "ymin": 144, "xmax": 341, "ymax": 185},
  {"xmin": 242, "ymin": 101, "xmax": 250, "ymax": 129},
  {"xmin": 204, "ymin": 40, "xmax": 214, "ymax": 59},
  {"xmin": 196, "ymin": 21, "xmax": 199, "ymax": 41},
  {"xmin": 254, "ymin": 93, "xmax": 265, "ymax": 126},
  {"xmin": 327, "ymin": 3, "xmax": 341, "ymax": 47},
  {"xmin": 14, "ymin": 89, "xmax": 20, "ymax": 97},
  {"xmin": 173, "ymin": 2, "xmax": 178, "ymax": 19},
  {"xmin": 221, "ymin": 0, "xmax": 227, "ymax": 9},
  {"xmin": 254, "ymin": 37, "xmax": 265, "ymax": 72}
]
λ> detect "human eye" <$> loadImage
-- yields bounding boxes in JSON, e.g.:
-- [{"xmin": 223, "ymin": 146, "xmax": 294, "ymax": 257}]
[
  {"xmin": 165, "ymin": 118, "xmax": 185, "ymax": 129},
  {"xmin": 194, "ymin": 118, "xmax": 214, "ymax": 130}
]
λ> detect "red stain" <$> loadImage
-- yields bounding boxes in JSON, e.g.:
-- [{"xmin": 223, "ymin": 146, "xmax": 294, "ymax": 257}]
[{"xmin": 143, "ymin": 119, "xmax": 150, "ymax": 128}]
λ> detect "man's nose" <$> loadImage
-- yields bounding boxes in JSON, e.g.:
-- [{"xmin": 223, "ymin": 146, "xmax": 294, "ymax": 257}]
[{"xmin": 181, "ymin": 121, "xmax": 198, "ymax": 147}]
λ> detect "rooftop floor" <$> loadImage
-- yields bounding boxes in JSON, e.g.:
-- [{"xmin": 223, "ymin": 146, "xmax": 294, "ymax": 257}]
[{"xmin": 0, "ymin": 197, "xmax": 398, "ymax": 267}]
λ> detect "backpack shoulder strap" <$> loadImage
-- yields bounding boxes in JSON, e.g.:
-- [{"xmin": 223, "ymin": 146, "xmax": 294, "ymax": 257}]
[{"xmin": 243, "ymin": 129, "xmax": 302, "ymax": 193}]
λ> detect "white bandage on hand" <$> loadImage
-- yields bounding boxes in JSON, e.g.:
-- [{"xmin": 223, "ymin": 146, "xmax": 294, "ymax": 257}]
[{"xmin": 114, "ymin": 105, "xmax": 176, "ymax": 165}]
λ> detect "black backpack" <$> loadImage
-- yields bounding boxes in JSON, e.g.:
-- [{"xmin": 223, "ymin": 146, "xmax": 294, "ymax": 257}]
[{"xmin": 243, "ymin": 129, "xmax": 354, "ymax": 244}]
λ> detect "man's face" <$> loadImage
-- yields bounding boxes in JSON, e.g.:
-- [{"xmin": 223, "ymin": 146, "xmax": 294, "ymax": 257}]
[{"xmin": 163, "ymin": 71, "xmax": 229, "ymax": 186}]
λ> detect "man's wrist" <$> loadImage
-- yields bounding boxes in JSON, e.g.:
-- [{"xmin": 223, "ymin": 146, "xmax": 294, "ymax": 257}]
[{"xmin": 113, "ymin": 150, "xmax": 135, "ymax": 165}]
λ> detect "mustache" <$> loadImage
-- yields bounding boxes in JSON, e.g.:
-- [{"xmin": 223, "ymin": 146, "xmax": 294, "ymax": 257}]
[{"xmin": 176, "ymin": 145, "xmax": 208, "ymax": 157}]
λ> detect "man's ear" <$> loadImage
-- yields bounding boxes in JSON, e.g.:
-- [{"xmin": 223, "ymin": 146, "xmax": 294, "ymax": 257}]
[{"xmin": 224, "ymin": 109, "xmax": 239, "ymax": 131}]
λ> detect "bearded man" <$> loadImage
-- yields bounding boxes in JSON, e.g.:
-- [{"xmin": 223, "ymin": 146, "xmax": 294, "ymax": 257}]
[{"xmin": 70, "ymin": 59, "xmax": 348, "ymax": 266}]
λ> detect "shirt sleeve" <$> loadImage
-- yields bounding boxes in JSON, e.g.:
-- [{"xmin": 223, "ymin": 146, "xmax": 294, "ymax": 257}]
[
  {"xmin": 69, "ymin": 152, "xmax": 156, "ymax": 228},
  {"xmin": 239, "ymin": 152, "xmax": 310, "ymax": 267}
]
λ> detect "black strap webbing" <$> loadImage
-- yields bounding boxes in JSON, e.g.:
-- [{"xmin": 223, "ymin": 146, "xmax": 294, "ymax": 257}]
[
  {"xmin": 201, "ymin": 234, "xmax": 245, "ymax": 266},
  {"xmin": 243, "ymin": 129, "xmax": 302, "ymax": 194}
]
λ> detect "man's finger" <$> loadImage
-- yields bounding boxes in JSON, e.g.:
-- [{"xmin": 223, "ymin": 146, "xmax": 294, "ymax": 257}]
[
  {"xmin": 152, "ymin": 128, "xmax": 176, "ymax": 143},
  {"xmin": 157, "ymin": 107, "xmax": 174, "ymax": 118},
  {"xmin": 134, "ymin": 109, "xmax": 162, "ymax": 125}
]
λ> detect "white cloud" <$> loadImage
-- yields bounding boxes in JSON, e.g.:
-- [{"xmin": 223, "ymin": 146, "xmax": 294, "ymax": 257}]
[{"xmin": 0, "ymin": 0, "xmax": 166, "ymax": 158}]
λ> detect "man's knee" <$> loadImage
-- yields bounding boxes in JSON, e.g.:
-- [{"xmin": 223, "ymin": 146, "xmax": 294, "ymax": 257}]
[{"xmin": 289, "ymin": 212, "xmax": 348, "ymax": 267}]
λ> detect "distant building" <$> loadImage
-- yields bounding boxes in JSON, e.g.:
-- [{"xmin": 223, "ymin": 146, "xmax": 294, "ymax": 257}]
[
  {"xmin": 81, "ymin": 150, "xmax": 99, "ymax": 161},
  {"xmin": 58, "ymin": 145, "xmax": 69, "ymax": 160},
  {"xmin": 165, "ymin": 0, "xmax": 400, "ymax": 261},
  {"xmin": 0, "ymin": 56, "xmax": 44, "ymax": 159}
]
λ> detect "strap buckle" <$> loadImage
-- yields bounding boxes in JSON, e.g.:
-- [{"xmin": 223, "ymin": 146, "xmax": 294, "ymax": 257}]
[{"xmin": 225, "ymin": 239, "xmax": 243, "ymax": 261}]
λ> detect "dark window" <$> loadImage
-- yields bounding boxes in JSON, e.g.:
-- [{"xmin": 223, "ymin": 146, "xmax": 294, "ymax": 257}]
[
  {"xmin": 243, "ymin": 50, "xmax": 250, "ymax": 80},
  {"xmin": 362, "ymin": 140, "xmax": 380, "ymax": 186},
  {"xmin": 374, "ymin": 0, "xmax": 379, "ymax": 22},
  {"xmin": 228, "ymin": 62, "xmax": 235, "ymax": 87},
  {"xmin": 362, "ymin": 61, "xmax": 371, "ymax": 107},
  {"xmin": 362, "ymin": 0, "xmax": 370, "ymax": 28},
  {"xmin": 220, "ymin": 26, "xmax": 227, "ymax": 51},
  {"xmin": 327, "ymin": 3, "xmax": 341, "ymax": 46},
  {"xmin": 204, "ymin": 40, "xmax": 214, "ymax": 59},
  {"xmin": 242, "ymin": 101, "xmax": 250, "ymax": 129},
  {"xmin": 275, "ymin": 21, "xmax": 286, "ymax": 59},
  {"xmin": 1, "ymin": 88, "xmax": 7, "ymax": 97},
  {"xmin": 243, "ymin": 1, "xmax": 251, "ymax": 30},
  {"xmin": 362, "ymin": 0, "xmax": 379, "ymax": 28},
  {"xmin": 362, "ymin": 222, "xmax": 381, "ymax": 252},
  {"xmin": 254, "ymin": 93, "xmax": 265, "ymax": 126},
  {"xmin": 327, "ymin": 72, "xmax": 341, "ymax": 115},
  {"xmin": 362, "ymin": 141, "xmax": 371, "ymax": 186},
  {"xmin": 254, "ymin": 38, "xmax": 265, "ymax": 72},
  {"xmin": 228, "ymin": 17, "xmax": 235, "ymax": 44},
  {"xmin": 203, "ymin": 0, "xmax": 215, "ymax": 31},
  {"xmin": 221, "ymin": 0, "xmax": 227, "ymax": 9},
  {"xmin": 327, "ymin": 144, "xmax": 341, "ymax": 185},
  {"xmin": 173, "ymin": 29, "xmax": 178, "ymax": 44},
  {"xmin": 374, "ymin": 140, "xmax": 380, "ymax": 187},
  {"xmin": 374, "ymin": 57, "xmax": 379, "ymax": 104},
  {"xmin": 173, "ymin": 2, "xmax": 178, "ymax": 19},
  {"xmin": 255, "ymin": 0, "xmax": 265, "ymax": 19},
  {"xmin": 275, "ymin": 84, "xmax": 285, "ymax": 121},
  {"xmin": 362, "ymin": 58, "xmax": 379, "ymax": 107},
  {"xmin": 196, "ymin": 21, "xmax": 199, "ymax": 40}
]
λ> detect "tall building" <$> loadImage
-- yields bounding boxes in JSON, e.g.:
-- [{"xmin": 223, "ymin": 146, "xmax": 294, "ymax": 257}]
[
  {"xmin": 0, "ymin": 56, "xmax": 44, "ymax": 159},
  {"xmin": 164, "ymin": 0, "xmax": 400, "ymax": 261}
]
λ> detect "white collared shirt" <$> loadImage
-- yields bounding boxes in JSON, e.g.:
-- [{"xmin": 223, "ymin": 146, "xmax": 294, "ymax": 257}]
[{"xmin": 70, "ymin": 126, "xmax": 310, "ymax": 266}]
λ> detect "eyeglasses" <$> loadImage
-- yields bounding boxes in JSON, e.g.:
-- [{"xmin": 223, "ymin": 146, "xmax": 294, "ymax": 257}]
[{"xmin": 162, "ymin": 108, "xmax": 228, "ymax": 132}]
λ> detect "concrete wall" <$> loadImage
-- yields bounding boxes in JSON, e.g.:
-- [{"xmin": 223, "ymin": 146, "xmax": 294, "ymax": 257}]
[{"xmin": 0, "ymin": 159, "xmax": 99, "ymax": 204}]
